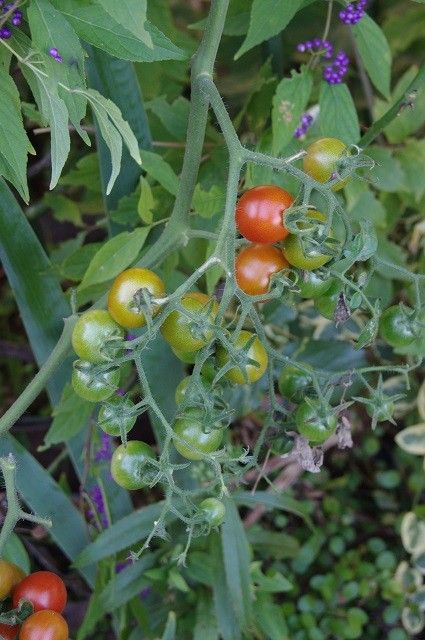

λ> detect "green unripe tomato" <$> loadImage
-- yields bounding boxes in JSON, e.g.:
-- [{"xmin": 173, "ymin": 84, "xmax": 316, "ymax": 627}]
[
  {"xmin": 72, "ymin": 309, "xmax": 125, "ymax": 364},
  {"xmin": 303, "ymin": 137, "xmax": 349, "ymax": 191},
  {"xmin": 314, "ymin": 281, "xmax": 343, "ymax": 320},
  {"xmin": 175, "ymin": 376, "xmax": 210, "ymax": 405},
  {"xmin": 297, "ymin": 271, "xmax": 333, "ymax": 299},
  {"xmin": 111, "ymin": 440, "xmax": 155, "ymax": 490},
  {"xmin": 171, "ymin": 346, "xmax": 198, "ymax": 364},
  {"xmin": 379, "ymin": 305, "xmax": 416, "ymax": 348},
  {"xmin": 282, "ymin": 211, "xmax": 334, "ymax": 270},
  {"xmin": 173, "ymin": 409, "xmax": 224, "ymax": 460},
  {"xmin": 98, "ymin": 395, "xmax": 137, "ymax": 437},
  {"xmin": 295, "ymin": 400, "xmax": 338, "ymax": 443},
  {"xmin": 161, "ymin": 293, "xmax": 219, "ymax": 353},
  {"xmin": 278, "ymin": 365, "xmax": 312, "ymax": 403},
  {"xmin": 199, "ymin": 497, "xmax": 226, "ymax": 527},
  {"xmin": 366, "ymin": 399, "xmax": 395, "ymax": 423},
  {"xmin": 72, "ymin": 360, "xmax": 120, "ymax": 402},
  {"xmin": 216, "ymin": 330, "xmax": 268, "ymax": 384}
]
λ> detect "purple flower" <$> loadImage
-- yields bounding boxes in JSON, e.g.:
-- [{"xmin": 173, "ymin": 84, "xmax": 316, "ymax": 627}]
[
  {"xmin": 49, "ymin": 47, "xmax": 63, "ymax": 62},
  {"xmin": 296, "ymin": 39, "xmax": 333, "ymax": 59},
  {"xmin": 88, "ymin": 484, "xmax": 108, "ymax": 527},
  {"xmin": 294, "ymin": 112, "xmax": 314, "ymax": 139},
  {"xmin": 95, "ymin": 432, "xmax": 113, "ymax": 462},
  {"xmin": 339, "ymin": 0, "xmax": 367, "ymax": 25},
  {"xmin": 0, "ymin": 27, "xmax": 11, "ymax": 39},
  {"xmin": 323, "ymin": 49, "xmax": 349, "ymax": 84}
]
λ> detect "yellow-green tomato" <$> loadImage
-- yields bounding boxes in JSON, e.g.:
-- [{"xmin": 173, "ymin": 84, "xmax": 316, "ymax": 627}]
[
  {"xmin": 199, "ymin": 497, "xmax": 226, "ymax": 527},
  {"xmin": 173, "ymin": 409, "xmax": 224, "ymax": 460},
  {"xmin": 111, "ymin": 440, "xmax": 155, "ymax": 490},
  {"xmin": 72, "ymin": 309, "xmax": 125, "ymax": 364},
  {"xmin": 216, "ymin": 330, "xmax": 268, "ymax": 384},
  {"xmin": 161, "ymin": 293, "xmax": 219, "ymax": 353},
  {"xmin": 303, "ymin": 137, "xmax": 349, "ymax": 191},
  {"xmin": 282, "ymin": 211, "xmax": 333, "ymax": 270}
]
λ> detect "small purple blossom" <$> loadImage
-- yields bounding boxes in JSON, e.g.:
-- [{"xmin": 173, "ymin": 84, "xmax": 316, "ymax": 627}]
[
  {"xmin": 11, "ymin": 9, "xmax": 22, "ymax": 26},
  {"xmin": 88, "ymin": 483, "xmax": 108, "ymax": 527},
  {"xmin": 0, "ymin": 26, "xmax": 11, "ymax": 39},
  {"xmin": 339, "ymin": 0, "xmax": 367, "ymax": 25},
  {"xmin": 294, "ymin": 112, "xmax": 314, "ymax": 139},
  {"xmin": 49, "ymin": 47, "xmax": 63, "ymax": 62},
  {"xmin": 95, "ymin": 432, "xmax": 113, "ymax": 462},
  {"xmin": 297, "ymin": 38, "xmax": 334, "ymax": 59},
  {"xmin": 323, "ymin": 49, "xmax": 350, "ymax": 85}
]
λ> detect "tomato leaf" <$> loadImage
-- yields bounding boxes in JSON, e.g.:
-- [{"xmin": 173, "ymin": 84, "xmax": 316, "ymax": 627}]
[
  {"xmin": 79, "ymin": 227, "xmax": 150, "ymax": 290},
  {"xmin": 94, "ymin": 0, "xmax": 153, "ymax": 47},
  {"xmin": 42, "ymin": 383, "xmax": 93, "ymax": 447},
  {"xmin": 138, "ymin": 176, "xmax": 155, "ymax": 224},
  {"xmin": 139, "ymin": 149, "xmax": 179, "ymax": 195}
]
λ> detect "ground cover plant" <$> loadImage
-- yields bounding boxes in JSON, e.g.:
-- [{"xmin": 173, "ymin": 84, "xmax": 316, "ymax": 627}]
[{"xmin": 0, "ymin": 0, "xmax": 425, "ymax": 638}]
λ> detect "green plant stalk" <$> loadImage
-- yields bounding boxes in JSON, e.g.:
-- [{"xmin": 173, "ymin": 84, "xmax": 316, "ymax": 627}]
[
  {"xmin": 0, "ymin": 316, "xmax": 77, "ymax": 437},
  {"xmin": 0, "ymin": 455, "xmax": 52, "ymax": 555},
  {"xmin": 359, "ymin": 61, "xmax": 425, "ymax": 148}
]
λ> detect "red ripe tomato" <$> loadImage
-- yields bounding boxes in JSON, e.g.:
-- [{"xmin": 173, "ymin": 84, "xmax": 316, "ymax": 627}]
[
  {"xmin": 235, "ymin": 185, "xmax": 294, "ymax": 243},
  {"xmin": 235, "ymin": 244, "xmax": 288, "ymax": 296},
  {"xmin": 0, "ymin": 622, "xmax": 20, "ymax": 640},
  {"xmin": 19, "ymin": 610, "xmax": 68, "ymax": 640},
  {"xmin": 13, "ymin": 572, "xmax": 67, "ymax": 614}
]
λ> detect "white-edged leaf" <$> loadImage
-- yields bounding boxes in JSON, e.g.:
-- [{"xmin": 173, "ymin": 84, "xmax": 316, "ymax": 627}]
[
  {"xmin": 235, "ymin": 0, "xmax": 303, "ymax": 60},
  {"xmin": 353, "ymin": 15, "xmax": 392, "ymax": 98},
  {"xmin": 417, "ymin": 380, "xmax": 425, "ymax": 421},
  {"xmin": 0, "ymin": 67, "xmax": 31, "ymax": 201},
  {"xmin": 139, "ymin": 149, "xmax": 178, "ymax": 195},
  {"xmin": 21, "ymin": 66, "xmax": 70, "ymax": 189},
  {"xmin": 27, "ymin": 0, "xmax": 88, "ymax": 141},
  {"xmin": 77, "ymin": 88, "xmax": 141, "ymax": 193},
  {"xmin": 319, "ymin": 81, "xmax": 360, "ymax": 144},
  {"xmin": 272, "ymin": 66, "xmax": 313, "ymax": 153},
  {"xmin": 401, "ymin": 512, "xmax": 425, "ymax": 554},
  {"xmin": 94, "ymin": 0, "xmax": 152, "ymax": 47},
  {"xmin": 396, "ymin": 423, "xmax": 425, "ymax": 455},
  {"xmin": 79, "ymin": 227, "xmax": 149, "ymax": 290}
]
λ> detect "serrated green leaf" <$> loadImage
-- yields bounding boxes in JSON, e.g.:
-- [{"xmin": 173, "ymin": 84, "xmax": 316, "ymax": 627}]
[
  {"xmin": 28, "ymin": 0, "xmax": 88, "ymax": 140},
  {"xmin": 396, "ymin": 424, "xmax": 425, "ymax": 456},
  {"xmin": 235, "ymin": 0, "xmax": 303, "ymax": 60},
  {"xmin": 138, "ymin": 176, "xmax": 155, "ymax": 224},
  {"xmin": 43, "ymin": 383, "xmax": 93, "ymax": 447},
  {"xmin": 79, "ymin": 227, "xmax": 149, "ymax": 290},
  {"xmin": 147, "ymin": 95, "xmax": 189, "ymax": 140},
  {"xmin": 272, "ymin": 67, "xmax": 313, "ymax": 153},
  {"xmin": 352, "ymin": 16, "xmax": 391, "ymax": 98},
  {"xmin": 77, "ymin": 88, "xmax": 141, "ymax": 194},
  {"xmin": 21, "ymin": 67, "xmax": 70, "ymax": 189},
  {"xmin": 319, "ymin": 82, "xmax": 360, "ymax": 144},
  {"xmin": 0, "ymin": 68, "xmax": 31, "ymax": 201},
  {"xmin": 95, "ymin": 0, "xmax": 153, "ymax": 47},
  {"xmin": 53, "ymin": 0, "xmax": 185, "ymax": 62},
  {"xmin": 139, "ymin": 149, "xmax": 179, "ymax": 195},
  {"xmin": 44, "ymin": 192, "xmax": 83, "ymax": 226}
]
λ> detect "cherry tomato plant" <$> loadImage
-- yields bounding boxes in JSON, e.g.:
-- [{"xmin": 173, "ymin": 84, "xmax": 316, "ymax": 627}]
[{"xmin": 0, "ymin": 0, "xmax": 424, "ymax": 638}]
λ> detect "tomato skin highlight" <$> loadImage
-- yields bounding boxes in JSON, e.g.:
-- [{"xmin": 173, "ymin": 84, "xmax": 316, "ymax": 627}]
[
  {"xmin": 236, "ymin": 185, "xmax": 294, "ymax": 243},
  {"xmin": 0, "ymin": 560, "xmax": 26, "ymax": 600},
  {"xmin": 235, "ymin": 244, "xmax": 288, "ymax": 296},
  {"xmin": 72, "ymin": 361, "xmax": 120, "ymax": 402},
  {"xmin": 0, "ymin": 622, "xmax": 20, "ymax": 640},
  {"xmin": 18, "ymin": 610, "xmax": 68, "ymax": 640},
  {"xmin": 108, "ymin": 268, "xmax": 166, "ymax": 329},
  {"xmin": 173, "ymin": 409, "xmax": 223, "ymax": 460},
  {"xmin": 71, "ymin": 309, "xmax": 124, "ymax": 364},
  {"xmin": 199, "ymin": 498, "xmax": 226, "ymax": 527},
  {"xmin": 379, "ymin": 305, "xmax": 416, "ymax": 348},
  {"xmin": 13, "ymin": 572, "xmax": 67, "ymax": 614},
  {"xmin": 295, "ymin": 400, "xmax": 338, "ymax": 443},
  {"xmin": 303, "ymin": 137, "xmax": 348, "ymax": 191},
  {"xmin": 216, "ymin": 330, "xmax": 268, "ymax": 385},
  {"xmin": 161, "ymin": 293, "xmax": 219, "ymax": 353},
  {"xmin": 111, "ymin": 441, "xmax": 155, "ymax": 490}
]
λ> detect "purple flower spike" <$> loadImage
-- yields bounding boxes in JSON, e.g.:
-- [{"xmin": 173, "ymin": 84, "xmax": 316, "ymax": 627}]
[
  {"xmin": 95, "ymin": 432, "xmax": 113, "ymax": 463},
  {"xmin": 294, "ymin": 111, "xmax": 314, "ymax": 139},
  {"xmin": 88, "ymin": 484, "xmax": 108, "ymax": 527}
]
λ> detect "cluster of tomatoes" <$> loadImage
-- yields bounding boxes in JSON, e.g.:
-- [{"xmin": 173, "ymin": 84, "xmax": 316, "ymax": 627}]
[
  {"xmin": 70, "ymin": 135, "xmax": 424, "ymax": 497},
  {"xmin": 0, "ymin": 561, "xmax": 68, "ymax": 640}
]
